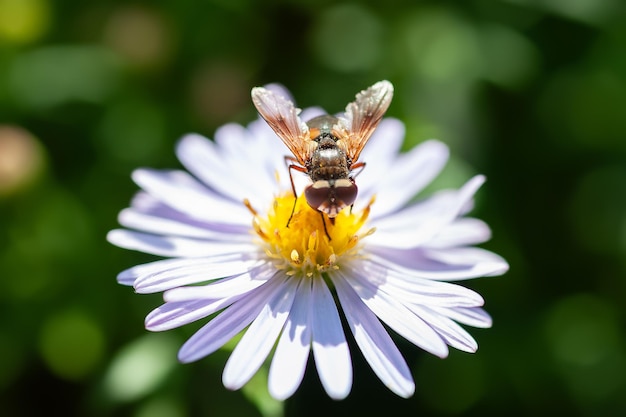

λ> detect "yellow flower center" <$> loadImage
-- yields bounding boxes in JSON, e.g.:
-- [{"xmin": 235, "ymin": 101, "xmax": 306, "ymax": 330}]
[{"xmin": 245, "ymin": 192, "xmax": 375, "ymax": 277}]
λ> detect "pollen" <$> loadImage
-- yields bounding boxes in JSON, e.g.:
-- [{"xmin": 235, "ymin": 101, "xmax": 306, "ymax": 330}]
[{"xmin": 248, "ymin": 193, "xmax": 375, "ymax": 276}]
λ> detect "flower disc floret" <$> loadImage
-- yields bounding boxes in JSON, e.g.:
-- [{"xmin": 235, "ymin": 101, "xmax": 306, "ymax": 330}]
[{"xmin": 249, "ymin": 193, "xmax": 374, "ymax": 276}]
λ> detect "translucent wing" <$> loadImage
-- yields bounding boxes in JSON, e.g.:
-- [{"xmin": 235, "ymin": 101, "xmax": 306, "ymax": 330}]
[
  {"xmin": 251, "ymin": 86, "xmax": 312, "ymax": 165},
  {"xmin": 336, "ymin": 80, "xmax": 394, "ymax": 164}
]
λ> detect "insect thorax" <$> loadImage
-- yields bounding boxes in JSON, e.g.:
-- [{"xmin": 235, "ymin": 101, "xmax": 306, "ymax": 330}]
[{"xmin": 306, "ymin": 115, "xmax": 338, "ymax": 136}]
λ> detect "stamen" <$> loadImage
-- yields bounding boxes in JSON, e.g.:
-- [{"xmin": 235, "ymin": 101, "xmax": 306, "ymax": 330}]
[
  {"xmin": 248, "ymin": 192, "xmax": 376, "ymax": 276},
  {"xmin": 243, "ymin": 198, "xmax": 258, "ymax": 216}
]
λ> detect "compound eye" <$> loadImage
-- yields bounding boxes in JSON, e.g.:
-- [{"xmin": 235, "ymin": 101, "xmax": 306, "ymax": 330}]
[
  {"xmin": 334, "ymin": 179, "xmax": 358, "ymax": 207},
  {"xmin": 304, "ymin": 179, "xmax": 359, "ymax": 217},
  {"xmin": 304, "ymin": 182, "xmax": 331, "ymax": 212}
]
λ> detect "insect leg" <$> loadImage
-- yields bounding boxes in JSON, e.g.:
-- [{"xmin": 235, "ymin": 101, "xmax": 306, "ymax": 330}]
[
  {"xmin": 285, "ymin": 156, "xmax": 307, "ymax": 228},
  {"xmin": 350, "ymin": 161, "xmax": 367, "ymax": 178},
  {"xmin": 320, "ymin": 212, "xmax": 332, "ymax": 241},
  {"xmin": 348, "ymin": 162, "xmax": 366, "ymax": 215}
]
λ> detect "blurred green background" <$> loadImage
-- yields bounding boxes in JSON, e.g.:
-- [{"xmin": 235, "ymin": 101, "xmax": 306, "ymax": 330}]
[{"xmin": 1, "ymin": 0, "xmax": 625, "ymax": 416}]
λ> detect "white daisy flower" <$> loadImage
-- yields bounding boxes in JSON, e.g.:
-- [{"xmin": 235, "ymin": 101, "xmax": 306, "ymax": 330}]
[{"xmin": 107, "ymin": 81, "xmax": 508, "ymax": 400}]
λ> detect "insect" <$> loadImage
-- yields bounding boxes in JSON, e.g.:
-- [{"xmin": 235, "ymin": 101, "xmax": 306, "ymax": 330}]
[{"xmin": 251, "ymin": 80, "xmax": 394, "ymax": 237}]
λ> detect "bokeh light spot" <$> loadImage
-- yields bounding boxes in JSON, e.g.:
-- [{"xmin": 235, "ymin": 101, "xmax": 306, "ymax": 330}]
[
  {"xmin": 135, "ymin": 397, "xmax": 185, "ymax": 417},
  {"xmin": 544, "ymin": 293, "xmax": 625, "ymax": 403},
  {"xmin": 103, "ymin": 5, "xmax": 174, "ymax": 70},
  {"xmin": 539, "ymin": 69, "xmax": 626, "ymax": 151},
  {"xmin": 0, "ymin": 125, "xmax": 45, "ymax": 196},
  {"xmin": 478, "ymin": 24, "xmax": 540, "ymax": 89},
  {"xmin": 4, "ymin": 188, "xmax": 95, "ymax": 299},
  {"xmin": 310, "ymin": 4, "xmax": 383, "ymax": 73},
  {"xmin": 8, "ymin": 46, "xmax": 121, "ymax": 109},
  {"xmin": 188, "ymin": 62, "xmax": 250, "ymax": 127},
  {"xmin": 545, "ymin": 294, "xmax": 619, "ymax": 366},
  {"xmin": 402, "ymin": 10, "xmax": 481, "ymax": 82},
  {"xmin": 103, "ymin": 333, "xmax": 178, "ymax": 402},
  {"xmin": 241, "ymin": 366, "xmax": 283, "ymax": 417},
  {"xmin": 39, "ymin": 310, "xmax": 105, "ymax": 380},
  {"xmin": 520, "ymin": 0, "xmax": 621, "ymax": 25},
  {"xmin": 0, "ymin": 0, "xmax": 50, "ymax": 44}
]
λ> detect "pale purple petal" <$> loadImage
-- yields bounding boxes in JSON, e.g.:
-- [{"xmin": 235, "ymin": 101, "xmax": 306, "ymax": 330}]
[
  {"xmin": 118, "ymin": 207, "xmax": 250, "ymax": 241},
  {"xmin": 106, "ymin": 229, "xmax": 257, "ymax": 258},
  {"xmin": 343, "ymin": 270, "xmax": 449, "ymax": 358},
  {"xmin": 434, "ymin": 306, "xmax": 493, "ymax": 328},
  {"xmin": 163, "ymin": 263, "xmax": 275, "ymax": 301},
  {"xmin": 133, "ymin": 256, "xmax": 264, "ymax": 294},
  {"xmin": 222, "ymin": 277, "xmax": 298, "ymax": 391},
  {"xmin": 333, "ymin": 276, "xmax": 415, "ymax": 398},
  {"xmin": 354, "ymin": 118, "xmax": 405, "ymax": 197},
  {"xmin": 407, "ymin": 304, "xmax": 478, "ymax": 353},
  {"xmin": 176, "ymin": 132, "xmax": 277, "ymax": 209},
  {"xmin": 126, "ymin": 191, "xmax": 250, "ymax": 236},
  {"xmin": 132, "ymin": 168, "xmax": 251, "ymax": 225},
  {"xmin": 146, "ymin": 298, "xmax": 236, "ymax": 331},
  {"xmin": 116, "ymin": 257, "xmax": 225, "ymax": 287},
  {"xmin": 353, "ymin": 259, "xmax": 485, "ymax": 308},
  {"xmin": 311, "ymin": 276, "xmax": 352, "ymax": 400},
  {"xmin": 367, "ymin": 247, "xmax": 508, "ymax": 281},
  {"xmin": 268, "ymin": 279, "xmax": 313, "ymax": 400},
  {"xmin": 365, "ymin": 140, "xmax": 450, "ymax": 218},
  {"xmin": 426, "ymin": 218, "xmax": 492, "ymax": 248},
  {"xmin": 178, "ymin": 273, "xmax": 287, "ymax": 363},
  {"xmin": 422, "ymin": 247, "xmax": 509, "ymax": 278},
  {"xmin": 368, "ymin": 175, "xmax": 486, "ymax": 248}
]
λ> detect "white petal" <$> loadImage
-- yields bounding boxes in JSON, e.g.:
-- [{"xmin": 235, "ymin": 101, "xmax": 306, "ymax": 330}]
[
  {"xmin": 311, "ymin": 277, "xmax": 352, "ymax": 400},
  {"xmin": 177, "ymin": 132, "xmax": 277, "ymax": 209},
  {"xmin": 408, "ymin": 305, "xmax": 478, "ymax": 353},
  {"xmin": 343, "ymin": 270, "xmax": 449, "ymax": 358},
  {"xmin": 222, "ymin": 277, "xmax": 298, "ymax": 390},
  {"xmin": 434, "ymin": 306, "xmax": 493, "ymax": 328},
  {"xmin": 355, "ymin": 118, "xmax": 405, "ymax": 195},
  {"xmin": 127, "ymin": 191, "xmax": 251, "ymax": 237},
  {"xmin": 132, "ymin": 168, "xmax": 251, "ymax": 225},
  {"xmin": 177, "ymin": 273, "xmax": 287, "ymax": 363},
  {"xmin": 268, "ymin": 279, "xmax": 313, "ymax": 400},
  {"xmin": 354, "ymin": 259, "xmax": 485, "ymax": 308},
  {"xmin": 367, "ymin": 247, "xmax": 507, "ymax": 281},
  {"xmin": 163, "ymin": 263, "xmax": 274, "ymax": 301},
  {"xmin": 145, "ymin": 298, "xmax": 236, "ymax": 331},
  {"xmin": 133, "ymin": 256, "xmax": 265, "ymax": 293},
  {"xmin": 117, "ymin": 275, "xmax": 135, "ymax": 286},
  {"xmin": 365, "ymin": 140, "xmax": 450, "ymax": 217},
  {"xmin": 118, "ymin": 207, "xmax": 250, "ymax": 241},
  {"xmin": 107, "ymin": 229, "xmax": 256, "ymax": 258},
  {"xmin": 423, "ymin": 247, "xmax": 509, "ymax": 278},
  {"xmin": 426, "ymin": 218, "xmax": 492, "ymax": 248},
  {"xmin": 333, "ymin": 276, "xmax": 415, "ymax": 398},
  {"xmin": 116, "ymin": 257, "xmax": 211, "ymax": 286},
  {"xmin": 369, "ymin": 175, "xmax": 485, "ymax": 248}
]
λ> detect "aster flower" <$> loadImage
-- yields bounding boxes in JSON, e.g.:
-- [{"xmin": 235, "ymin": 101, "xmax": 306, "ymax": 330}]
[{"xmin": 107, "ymin": 81, "xmax": 508, "ymax": 400}]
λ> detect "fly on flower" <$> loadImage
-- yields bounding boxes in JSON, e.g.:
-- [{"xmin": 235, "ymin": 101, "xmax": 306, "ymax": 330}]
[
  {"xmin": 251, "ymin": 81, "xmax": 393, "ymax": 235},
  {"xmin": 108, "ymin": 80, "xmax": 509, "ymax": 402}
]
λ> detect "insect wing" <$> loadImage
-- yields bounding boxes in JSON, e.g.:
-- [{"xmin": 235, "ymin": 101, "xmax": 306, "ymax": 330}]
[
  {"xmin": 337, "ymin": 80, "xmax": 394, "ymax": 164},
  {"xmin": 251, "ymin": 86, "xmax": 312, "ymax": 165}
]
